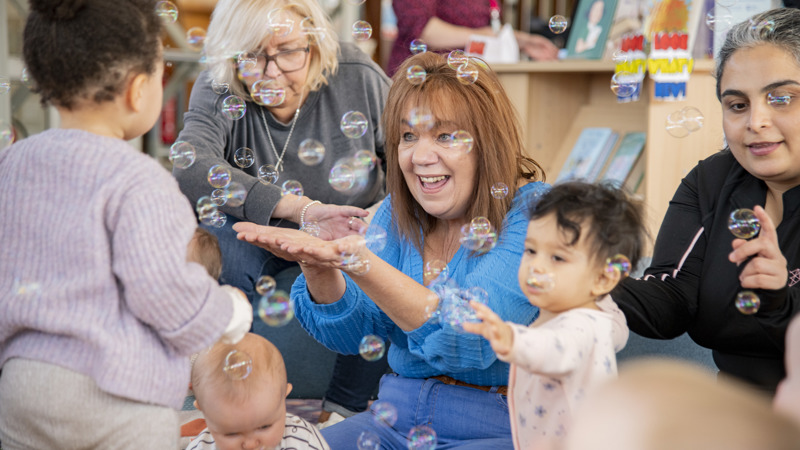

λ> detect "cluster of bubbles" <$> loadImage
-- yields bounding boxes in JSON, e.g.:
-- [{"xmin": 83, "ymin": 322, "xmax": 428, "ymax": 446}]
[
  {"xmin": 403, "ymin": 48, "xmax": 481, "ymax": 87},
  {"xmin": 460, "ymin": 217, "xmax": 498, "ymax": 254},
  {"xmin": 727, "ymin": 208, "xmax": 762, "ymax": 315},
  {"xmin": 223, "ymin": 349, "xmax": 253, "ymax": 380},
  {"xmin": 357, "ymin": 431, "xmax": 381, "ymax": 450},
  {"xmin": 335, "ymin": 223, "xmax": 388, "ymax": 276},
  {"xmin": 358, "ymin": 334, "xmax": 386, "ymax": 361},
  {"xmin": 422, "ymin": 266, "xmax": 490, "ymax": 331},
  {"xmin": 196, "ymin": 195, "xmax": 227, "ymax": 228},
  {"xmin": 665, "ymin": 106, "xmax": 704, "ymax": 138},
  {"xmin": 548, "ymin": 15, "xmax": 569, "ymax": 34}
]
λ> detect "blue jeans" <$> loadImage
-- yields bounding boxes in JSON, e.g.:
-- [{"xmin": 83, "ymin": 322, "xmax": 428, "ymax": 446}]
[
  {"xmin": 205, "ymin": 216, "xmax": 388, "ymax": 409},
  {"xmin": 322, "ymin": 374, "xmax": 513, "ymax": 449}
]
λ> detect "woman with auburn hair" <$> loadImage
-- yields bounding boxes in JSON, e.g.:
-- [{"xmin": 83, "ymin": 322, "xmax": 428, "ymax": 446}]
[
  {"xmin": 234, "ymin": 52, "xmax": 548, "ymax": 448},
  {"xmin": 173, "ymin": 0, "xmax": 391, "ymax": 426}
]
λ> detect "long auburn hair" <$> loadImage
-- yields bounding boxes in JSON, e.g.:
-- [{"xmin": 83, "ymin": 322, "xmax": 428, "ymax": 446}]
[{"xmin": 384, "ymin": 52, "xmax": 545, "ymax": 252}]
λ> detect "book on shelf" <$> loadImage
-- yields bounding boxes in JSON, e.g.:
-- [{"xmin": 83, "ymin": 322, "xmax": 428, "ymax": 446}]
[
  {"xmin": 601, "ymin": 131, "xmax": 647, "ymax": 187},
  {"xmin": 602, "ymin": 0, "xmax": 644, "ymax": 60},
  {"xmin": 556, "ymin": 127, "xmax": 619, "ymax": 183},
  {"xmin": 565, "ymin": 0, "xmax": 620, "ymax": 59},
  {"xmin": 623, "ymin": 152, "xmax": 646, "ymax": 194}
]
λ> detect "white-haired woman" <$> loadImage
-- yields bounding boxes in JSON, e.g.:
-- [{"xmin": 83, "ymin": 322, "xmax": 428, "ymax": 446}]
[{"xmin": 173, "ymin": 0, "xmax": 391, "ymax": 425}]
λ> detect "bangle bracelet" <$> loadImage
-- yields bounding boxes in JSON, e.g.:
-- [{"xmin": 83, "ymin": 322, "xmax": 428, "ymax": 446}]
[{"xmin": 300, "ymin": 200, "xmax": 321, "ymax": 225}]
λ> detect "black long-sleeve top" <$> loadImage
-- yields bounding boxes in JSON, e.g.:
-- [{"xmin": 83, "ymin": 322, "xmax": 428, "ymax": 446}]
[{"xmin": 612, "ymin": 150, "xmax": 800, "ymax": 392}]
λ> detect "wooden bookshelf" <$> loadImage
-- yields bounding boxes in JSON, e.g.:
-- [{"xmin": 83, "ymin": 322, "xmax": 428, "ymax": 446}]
[{"xmin": 492, "ymin": 59, "xmax": 724, "ymax": 250}]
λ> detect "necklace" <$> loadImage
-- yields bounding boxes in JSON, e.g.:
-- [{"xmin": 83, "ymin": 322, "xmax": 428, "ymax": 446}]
[{"xmin": 258, "ymin": 89, "xmax": 304, "ymax": 173}]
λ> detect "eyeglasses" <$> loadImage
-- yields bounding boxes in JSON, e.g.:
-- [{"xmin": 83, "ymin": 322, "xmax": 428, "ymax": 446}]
[{"xmin": 254, "ymin": 46, "xmax": 310, "ymax": 74}]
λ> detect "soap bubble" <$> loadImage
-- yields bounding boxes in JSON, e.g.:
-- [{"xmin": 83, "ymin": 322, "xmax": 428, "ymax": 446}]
[
  {"xmin": 169, "ymin": 141, "xmax": 196, "ymax": 169},
  {"xmin": 611, "ymin": 50, "xmax": 628, "ymax": 63},
  {"xmin": 359, "ymin": 334, "xmax": 386, "ymax": 361},
  {"xmin": 610, "ymin": 71, "xmax": 637, "ymax": 98},
  {"xmin": 223, "ymin": 182, "xmax": 247, "ymax": 207},
  {"xmin": 200, "ymin": 210, "xmax": 227, "ymax": 228},
  {"xmin": 406, "ymin": 65, "xmax": 427, "ymax": 86},
  {"xmin": 407, "ymin": 425, "xmax": 437, "ymax": 450},
  {"xmin": 364, "ymin": 224, "xmax": 387, "ymax": 253},
  {"xmin": 255, "ymin": 275, "xmax": 276, "ymax": 296},
  {"xmin": 460, "ymin": 217, "xmax": 498, "ymax": 254},
  {"xmin": 410, "ymin": 39, "xmax": 428, "ymax": 55},
  {"xmin": 456, "ymin": 62, "xmax": 479, "ymax": 85},
  {"xmin": 329, "ymin": 162, "xmax": 357, "ymax": 192},
  {"xmin": 251, "ymin": 79, "xmax": 285, "ymax": 107},
  {"xmin": 223, "ymin": 350, "xmax": 252, "ymax": 380},
  {"xmin": 20, "ymin": 67, "xmax": 34, "ymax": 90},
  {"xmin": 211, "ymin": 188, "xmax": 227, "ymax": 206},
  {"xmin": 297, "ymin": 139, "xmax": 325, "ymax": 165},
  {"xmin": 258, "ymin": 290, "xmax": 295, "ymax": 326},
  {"xmin": 300, "ymin": 17, "xmax": 326, "ymax": 40},
  {"xmin": 705, "ymin": 7, "xmax": 733, "ymax": 32},
  {"xmin": 447, "ymin": 50, "xmax": 469, "ymax": 70},
  {"xmin": 728, "ymin": 208, "xmax": 760, "ymax": 239},
  {"xmin": 281, "ymin": 179, "xmax": 304, "ymax": 196},
  {"xmin": 221, "ymin": 95, "xmax": 246, "ymax": 120},
  {"xmin": 735, "ymin": 291, "xmax": 760, "ymax": 315},
  {"xmin": 186, "ymin": 27, "xmax": 206, "ymax": 50},
  {"xmin": 0, "ymin": 77, "xmax": 10, "ymax": 94},
  {"xmin": 372, "ymin": 401, "xmax": 398, "ymax": 427},
  {"xmin": 752, "ymin": 19, "xmax": 775, "ymax": 37},
  {"xmin": 354, "ymin": 150, "xmax": 377, "ymax": 171},
  {"xmin": 525, "ymin": 269, "xmax": 556, "ymax": 292},
  {"xmin": 768, "ymin": 92, "xmax": 792, "ymax": 107},
  {"xmin": 357, "ymin": 431, "xmax": 381, "ymax": 450},
  {"xmin": 267, "ymin": 8, "xmax": 295, "ymax": 37},
  {"xmin": 340, "ymin": 111, "xmax": 369, "ymax": 139},
  {"xmin": 12, "ymin": 278, "xmax": 42, "ymax": 300},
  {"xmin": 0, "ymin": 122, "xmax": 12, "ymax": 150},
  {"xmin": 212, "ymin": 80, "xmax": 229, "ymax": 95},
  {"xmin": 343, "ymin": 255, "xmax": 372, "ymax": 275},
  {"xmin": 352, "ymin": 20, "xmax": 373, "ymax": 41},
  {"xmin": 409, "ymin": 107, "xmax": 435, "ymax": 132},
  {"xmin": 233, "ymin": 147, "xmax": 255, "ymax": 168},
  {"xmin": 424, "ymin": 260, "xmax": 448, "ymax": 284},
  {"xmin": 665, "ymin": 110, "xmax": 690, "ymax": 138},
  {"xmin": 490, "ymin": 182, "xmax": 509, "ymax": 199},
  {"xmin": 300, "ymin": 220, "xmax": 321, "ymax": 237},
  {"xmin": 548, "ymin": 15, "xmax": 569, "ymax": 34},
  {"xmin": 606, "ymin": 254, "xmax": 632, "ymax": 277},
  {"xmin": 155, "ymin": 0, "xmax": 178, "ymax": 23},
  {"xmin": 208, "ymin": 165, "xmax": 232, "ymax": 189},
  {"xmin": 196, "ymin": 196, "xmax": 217, "ymax": 217},
  {"xmin": 681, "ymin": 106, "xmax": 704, "ymax": 132},
  {"xmin": 257, "ymin": 164, "xmax": 279, "ymax": 185},
  {"xmin": 449, "ymin": 130, "xmax": 474, "ymax": 153}
]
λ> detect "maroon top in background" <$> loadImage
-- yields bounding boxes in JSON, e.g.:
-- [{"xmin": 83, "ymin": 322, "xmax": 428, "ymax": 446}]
[{"xmin": 388, "ymin": 0, "xmax": 490, "ymax": 76}]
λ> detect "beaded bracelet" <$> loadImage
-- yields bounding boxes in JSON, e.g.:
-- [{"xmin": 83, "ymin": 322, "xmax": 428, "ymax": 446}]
[{"xmin": 300, "ymin": 200, "xmax": 321, "ymax": 225}]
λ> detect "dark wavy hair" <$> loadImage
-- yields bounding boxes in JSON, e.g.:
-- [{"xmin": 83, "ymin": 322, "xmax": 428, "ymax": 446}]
[
  {"xmin": 529, "ymin": 181, "xmax": 647, "ymax": 269},
  {"xmin": 23, "ymin": 0, "xmax": 163, "ymax": 109}
]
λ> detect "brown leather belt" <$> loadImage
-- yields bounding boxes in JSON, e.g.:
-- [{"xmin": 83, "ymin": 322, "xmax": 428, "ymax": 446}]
[{"xmin": 429, "ymin": 374, "xmax": 508, "ymax": 396}]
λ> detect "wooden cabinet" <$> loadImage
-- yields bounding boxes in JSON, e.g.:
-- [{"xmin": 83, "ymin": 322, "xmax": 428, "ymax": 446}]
[{"xmin": 492, "ymin": 59, "xmax": 724, "ymax": 248}]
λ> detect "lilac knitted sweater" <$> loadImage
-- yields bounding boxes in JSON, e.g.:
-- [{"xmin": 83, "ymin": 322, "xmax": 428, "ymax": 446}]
[{"xmin": 0, "ymin": 129, "xmax": 232, "ymax": 409}]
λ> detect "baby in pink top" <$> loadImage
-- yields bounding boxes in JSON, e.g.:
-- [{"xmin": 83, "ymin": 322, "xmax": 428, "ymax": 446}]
[{"xmin": 465, "ymin": 181, "xmax": 646, "ymax": 449}]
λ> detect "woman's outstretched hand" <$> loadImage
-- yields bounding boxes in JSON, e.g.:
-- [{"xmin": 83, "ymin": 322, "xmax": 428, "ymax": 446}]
[
  {"xmin": 728, "ymin": 205, "xmax": 788, "ymax": 291},
  {"xmin": 233, "ymin": 222, "xmax": 366, "ymax": 269},
  {"xmin": 303, "ymin": 203, "xmax": 369, "ymax": 240}
]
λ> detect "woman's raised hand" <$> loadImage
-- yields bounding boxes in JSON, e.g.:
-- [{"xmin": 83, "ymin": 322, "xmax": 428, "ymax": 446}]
[{"xmin": 728, "ymin": 205, "xmax": 788, "ymax": 291}]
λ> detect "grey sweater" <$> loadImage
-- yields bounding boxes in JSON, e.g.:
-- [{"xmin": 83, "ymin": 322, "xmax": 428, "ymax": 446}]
[
  {"xmin": 0, "ymin": 129, "xmax": 232, "ymax": 409},
  {"xmin": 174, "ymin": 43, "xmax": 391, "ymax": 226}
]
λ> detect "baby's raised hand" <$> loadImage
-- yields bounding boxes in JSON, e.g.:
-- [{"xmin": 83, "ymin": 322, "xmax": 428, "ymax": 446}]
[{"xmin": 462, "ymin": 301, "xmax": 514, "ymax": 357}]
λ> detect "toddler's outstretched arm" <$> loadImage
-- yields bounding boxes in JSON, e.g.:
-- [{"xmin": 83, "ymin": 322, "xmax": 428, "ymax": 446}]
[{"xmin": 463, "ymin": 301, "xmax": 514, "ymax": 357}]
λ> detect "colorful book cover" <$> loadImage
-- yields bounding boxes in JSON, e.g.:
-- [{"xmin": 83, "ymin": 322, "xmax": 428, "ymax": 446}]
[
  {"xmin": 566, "ymin": 0, "xmax": 620, "ymax": 59},
  {"xmin": 602, "ymin": 132, "xmax": 647, "ymax": 186},
  {"xmin": 557, "ymin": 127, "xmax": 619, "ymax": 183}
]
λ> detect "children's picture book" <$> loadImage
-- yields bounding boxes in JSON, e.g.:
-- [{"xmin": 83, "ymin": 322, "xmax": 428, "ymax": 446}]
[
  {"xmin": 556, "ymin": 127, "xmax": 619, "ymax": 183},
  {"xmin": 566, "ymin": 0, "xmax": 620, "ymax": 59},
  {"xmin": 601, "ymin": 132, "xmax": 647, "ymax": 187},
  {"xmin": 602, "ymin": 0, "xmax": 645, "ymax": 60}
]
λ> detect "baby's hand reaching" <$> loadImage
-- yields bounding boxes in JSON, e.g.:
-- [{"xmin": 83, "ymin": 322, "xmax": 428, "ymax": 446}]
[{"xmin": 462, "ymin": 301, "xmax": 514, "ymax": 357}]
